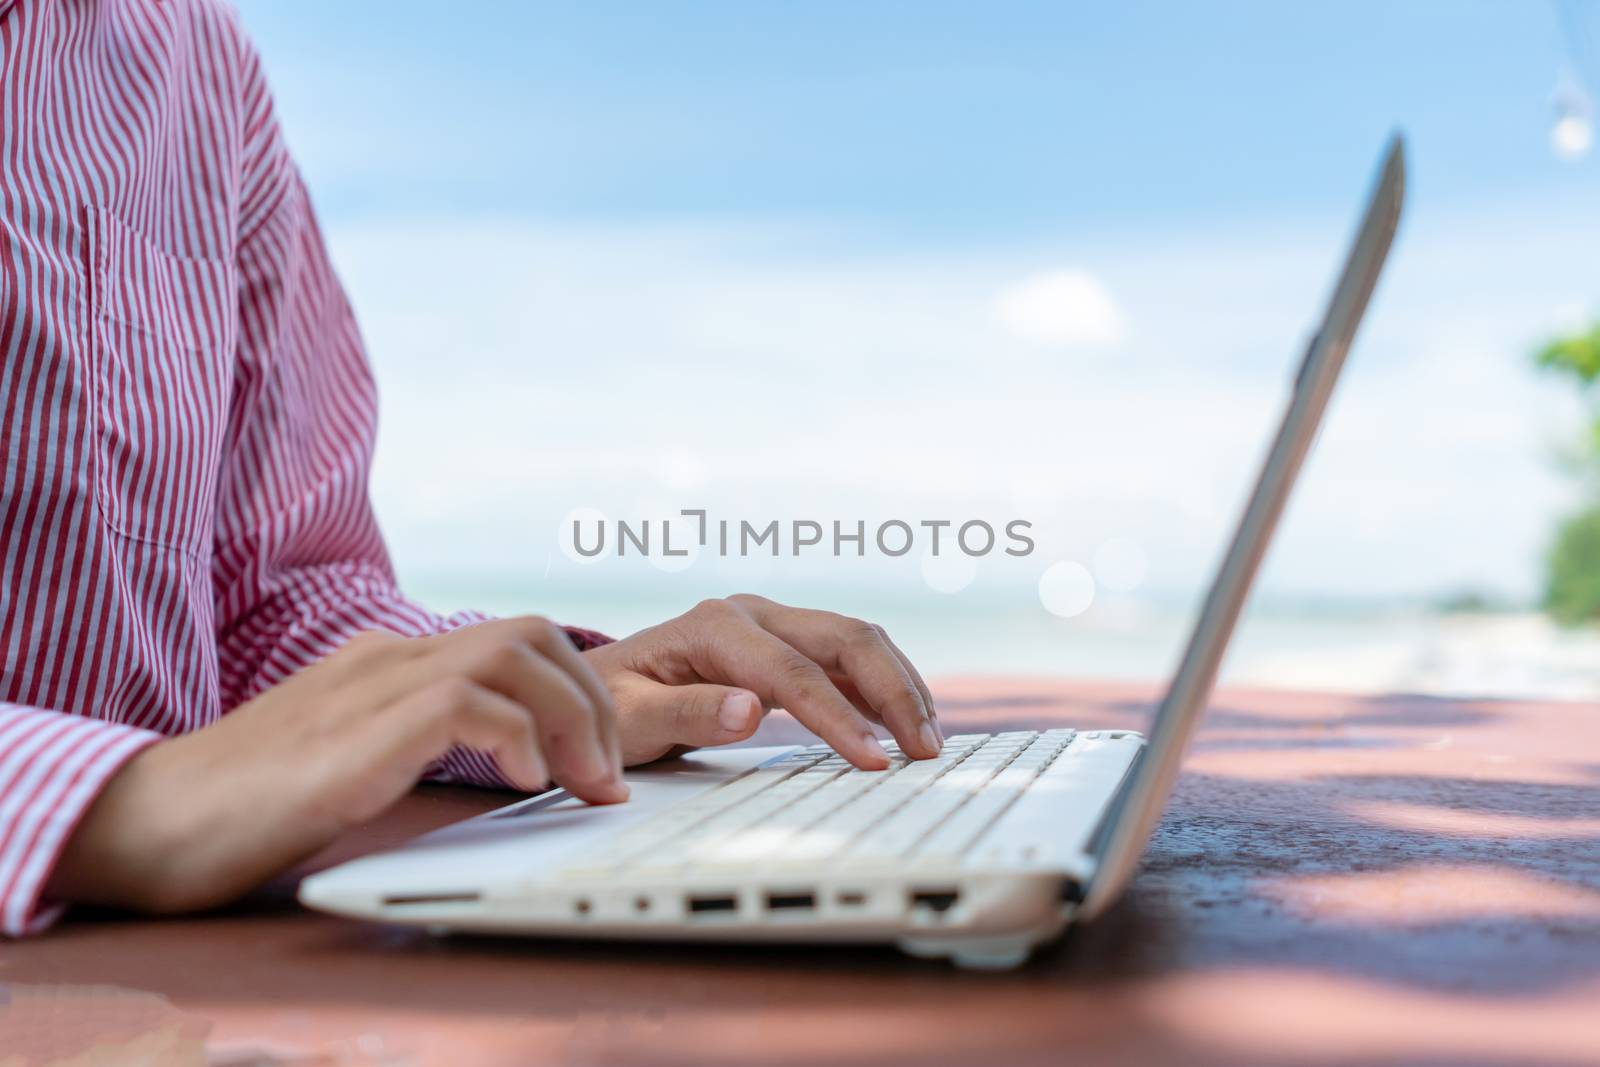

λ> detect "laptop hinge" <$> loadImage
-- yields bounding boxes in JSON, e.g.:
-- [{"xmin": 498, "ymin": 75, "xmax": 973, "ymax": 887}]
[{"xmin": 1084, "ymin": 742, "xmax": 1147, "ymax": 863}]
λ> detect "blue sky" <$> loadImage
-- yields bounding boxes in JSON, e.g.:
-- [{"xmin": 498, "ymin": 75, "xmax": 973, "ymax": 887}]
[
  {"xmin": 232, "ymin": 1, "xmax": 1600, "ymax": 623},
  {"xmin": 240, "ymin": 2, "xmax": 1593, "ymax": 233}
]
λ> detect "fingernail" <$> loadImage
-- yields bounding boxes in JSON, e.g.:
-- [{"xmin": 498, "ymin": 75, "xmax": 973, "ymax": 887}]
[
  {"xmin": 861, "ymin": 732, "xmax": 889, "ymax": 764},
  {"xmin": 918, "ymin": 721, "xmax": 941, "ymax": 755},
  {"xmin": 719, "ymin": 691, "xmax": 756, "ymax": 732}
]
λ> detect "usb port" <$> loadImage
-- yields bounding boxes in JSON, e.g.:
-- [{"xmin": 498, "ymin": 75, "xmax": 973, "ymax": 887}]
[
  {"xmin": 687, "ymin": 894, "xmax": 738, "ymax": 915},
  {"xmin": 910, "ymin": 888, "xmax": 961, "ymax": 914},
  {"xmin": 765, "ymin": 891, "xmax": 816, "ymax": 912}
]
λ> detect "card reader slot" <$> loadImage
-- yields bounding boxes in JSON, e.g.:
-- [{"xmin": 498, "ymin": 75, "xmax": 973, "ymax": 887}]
[{"xmin": 382, "ymin": 892, "xmax": 482, "ymax": 907}]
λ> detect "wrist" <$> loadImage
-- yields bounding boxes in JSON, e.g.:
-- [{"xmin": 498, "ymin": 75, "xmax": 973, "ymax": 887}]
[
  {"xmin": 44, "ymin": 739, "xmax": 197, "ymax": 913},
  {"xmin": 45, "ymin": 729, "xmax": 296, "ymax": 915}
]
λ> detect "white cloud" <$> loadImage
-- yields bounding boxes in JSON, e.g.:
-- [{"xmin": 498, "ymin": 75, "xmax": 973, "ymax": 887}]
[{"xmin": 991, "ymin": 269, "xmax": 1125, "ymax": 347}]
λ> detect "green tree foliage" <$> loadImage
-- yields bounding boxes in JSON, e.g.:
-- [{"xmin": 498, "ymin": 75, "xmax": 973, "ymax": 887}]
[
  {"xmin": 1545, "ymin": 506, "xmax": 1600, "ymax": 625},
  {"xmin": 1536, "ymin": 325, "xmax": 1600, "ymax": 385},
  {"xmin": 1536, "ymin": 322, "xmax": 1600, "ymax": 624}
]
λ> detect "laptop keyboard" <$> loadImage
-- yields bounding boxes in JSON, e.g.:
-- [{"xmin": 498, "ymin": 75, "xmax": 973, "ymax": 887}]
[{"xmin": 559, "ymin": 729, "xmax": 1076, "ymax": 879}]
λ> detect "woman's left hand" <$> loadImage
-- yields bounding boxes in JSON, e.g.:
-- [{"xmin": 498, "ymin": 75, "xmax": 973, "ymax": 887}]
[{"xmin": 583, "ymin": 594, "xmax": 942, "ymax": 769}]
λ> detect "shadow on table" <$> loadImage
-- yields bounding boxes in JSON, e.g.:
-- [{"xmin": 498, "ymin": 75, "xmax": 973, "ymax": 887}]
[
  {"xmin": 1061, "ymin": 770, "xmax": 1600, "ymax": 990},
  {"xmin": 30, "ymin": 690, "xmax": 1600, "ymax": 1067},
  {"xmin": 289, "ymin": 765, "xmax": 1599, "ymax": 988},
  {"xmin": 301, "ymin": 690, "xmax": 1596, "ymax": 994},
  {"xmin": 277, "ymin": 765, "xmax": 1599, "ymax": 995}
]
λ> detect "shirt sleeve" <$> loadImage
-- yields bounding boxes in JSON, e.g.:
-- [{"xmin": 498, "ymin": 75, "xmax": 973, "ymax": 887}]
[
  {"xmin": 0, "ymin": 706, "xmax": 163, "ymax": 936},
  {"xmin": 211, "ymin": 35, "xmax": 608, "ymax": 790}
]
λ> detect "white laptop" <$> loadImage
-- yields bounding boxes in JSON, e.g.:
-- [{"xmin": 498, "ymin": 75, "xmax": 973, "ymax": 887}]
[{"xmin": 300, "ymin": 136, "xmax": 1406, "ymax": 970}]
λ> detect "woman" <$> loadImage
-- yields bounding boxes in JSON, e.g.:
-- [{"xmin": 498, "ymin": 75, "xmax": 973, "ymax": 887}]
[{"xmin": 0, "ymin": 0, "xmax": 941, "ymax": 935}]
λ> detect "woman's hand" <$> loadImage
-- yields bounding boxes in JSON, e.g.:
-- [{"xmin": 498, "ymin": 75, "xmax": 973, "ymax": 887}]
[
  {"xmin": 45, "ymin": 617, "xmax": 621, "ymax": 915},
  {"xmin": 585, "ymin": 594, "xmax": 942, "ymax": 769}
]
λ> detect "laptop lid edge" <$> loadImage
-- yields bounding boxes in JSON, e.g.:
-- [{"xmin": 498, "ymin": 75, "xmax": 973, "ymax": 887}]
[{"xmin": 1074, "ymin": 134, "xmax": 1407, "ymax": 920}]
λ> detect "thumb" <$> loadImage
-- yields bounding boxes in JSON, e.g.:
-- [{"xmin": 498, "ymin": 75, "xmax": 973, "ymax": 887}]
[{"xmin": 625, "ymin": 679, "xmax": 766, "ymax": 754}]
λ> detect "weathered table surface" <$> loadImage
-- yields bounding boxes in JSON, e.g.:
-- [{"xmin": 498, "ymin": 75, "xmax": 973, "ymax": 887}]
[{"xmin": 3, "ymin": 678, "xmax": 1597, "ymax": 1067}]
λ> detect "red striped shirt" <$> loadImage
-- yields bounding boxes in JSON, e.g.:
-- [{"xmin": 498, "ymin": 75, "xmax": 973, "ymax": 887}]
[{"xmin": 0, "ymin": 0, "xmax": 603, "ymax": 935}]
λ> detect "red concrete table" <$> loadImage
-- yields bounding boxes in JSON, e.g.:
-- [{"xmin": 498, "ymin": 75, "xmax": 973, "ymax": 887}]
[{"xmin": 3, "ymin": 679, "xmax": 1597, "ymax": 1067}]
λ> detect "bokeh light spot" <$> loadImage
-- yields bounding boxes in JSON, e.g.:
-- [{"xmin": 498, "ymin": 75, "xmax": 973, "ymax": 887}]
[
  {"xmin": 921, "ymin": 551, "xmax": 977, "ymax": 594},
  {"xmin": 1093, "ymin": 537, "xmax": 1148, "ymax": 592},
  {"xmin": 1039, "ymin": 560, "xmax": 1096, "ymax": 618}
]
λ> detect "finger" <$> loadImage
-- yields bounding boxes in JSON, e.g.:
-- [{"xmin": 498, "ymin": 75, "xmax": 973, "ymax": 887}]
[
  {"xmin": 729, "ymin": 596, "xmax": 939, "ymax": 759},
  {"xmin": 331, "ymin": 621, "xmax": 621, "ymax": 774},
  {"xmin": 431, "ymin": 621, "xmax": 627, "ymax": 804},
  {"xmin": 378, "ymin": 678, "xmax": 550, "ymax": 795},
  {"xmin": 826, "ymin": 672, "xmax": 885, "ymax": 724},
  {"xmin": 436, "ymin": 681, "xmax": 551, "ymax": 792},
  {"xmin": 619, "ymin": 678, "xmax": 765, "ymax": 762},
  {"xmin": 508, "ymin": 616, "xmax": 623, "ymax": 778},
  {"xmin": 878, "ymin": 630, "xmax": 941, "ymax": 736},
  {"xmin": 501, "ymin": 651, "xmax": 628, "ymax": 805},
  {"xmin": 687, "ymin": 604, "xmax": 889, "ymax": 770}
]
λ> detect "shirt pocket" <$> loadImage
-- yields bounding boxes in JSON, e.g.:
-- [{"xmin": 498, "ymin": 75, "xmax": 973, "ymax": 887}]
[{"xmin": 83, "ymin": 206, "xmax": 235, "ymax": 555}]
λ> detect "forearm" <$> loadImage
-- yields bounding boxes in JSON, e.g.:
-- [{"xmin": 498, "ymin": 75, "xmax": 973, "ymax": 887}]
[
  {"xmin": 46, "ymin": 719, "xmax": 357, "ymax": 916},
  {"xmin": 47, "ymin": 617, "xmax": 623, "ymax": 920}
]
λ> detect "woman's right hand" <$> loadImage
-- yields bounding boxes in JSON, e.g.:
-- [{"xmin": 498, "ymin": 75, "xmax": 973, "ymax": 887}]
[{"xmin": 44, "ymin": 617, "xmax": 623, "ymax": 915}]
